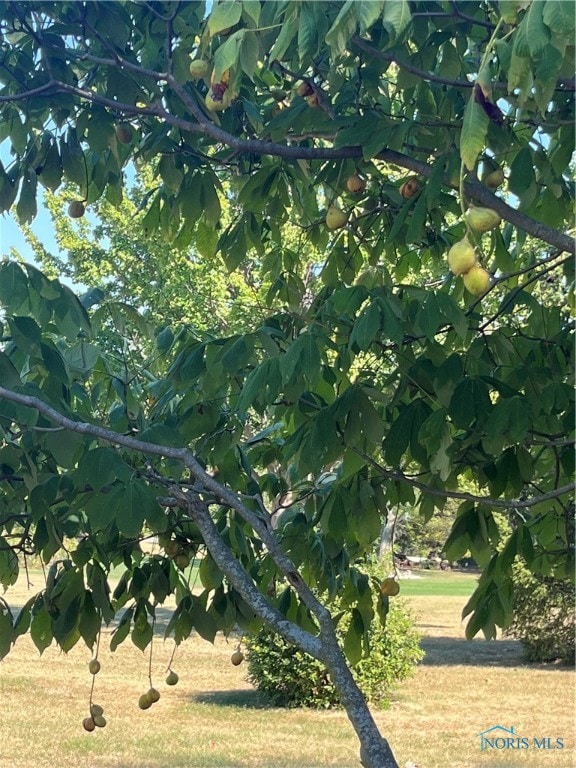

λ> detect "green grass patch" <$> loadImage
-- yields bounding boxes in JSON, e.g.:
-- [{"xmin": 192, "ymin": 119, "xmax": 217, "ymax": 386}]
[{"xmin": 397, "ymin": 569, "xmax": 478, "ymax": 597}]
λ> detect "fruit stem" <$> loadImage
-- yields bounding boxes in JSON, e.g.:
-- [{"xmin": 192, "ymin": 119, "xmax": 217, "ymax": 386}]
[{"xmin": 148, "ymin": 615, "xmax": 156, "ymax": 687}]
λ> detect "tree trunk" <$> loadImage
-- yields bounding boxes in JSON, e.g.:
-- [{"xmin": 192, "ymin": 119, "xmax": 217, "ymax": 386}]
[
  {"xmin": 378, "ymin": 507, "xmax": 398, "ymax": 565},
  {"xmin": 184, "ymin": 490, "xmax": 399, "ymax": 768}
]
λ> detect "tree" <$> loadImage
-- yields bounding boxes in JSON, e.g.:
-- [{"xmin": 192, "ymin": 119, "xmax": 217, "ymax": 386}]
[{"xmin": 0, "ymin": 3, "xmax": 574, "ymax": 766}]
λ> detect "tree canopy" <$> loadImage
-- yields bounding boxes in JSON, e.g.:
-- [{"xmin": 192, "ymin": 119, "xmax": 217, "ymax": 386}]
[{"xmin": 0, "ymin": 3, "xmax": 574, "ymax": 766}]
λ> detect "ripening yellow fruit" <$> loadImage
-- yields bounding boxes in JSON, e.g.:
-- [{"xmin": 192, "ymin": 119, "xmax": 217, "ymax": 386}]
[
  {"xmin": 447, "ymin": 237, "xmax": 477, "ymax": 276},
  {"xmin": 296, "ymin": 81, "xmax": 313, "ymax": 97},
  {"xmin": 306, "ymin": 93, "xmax": 319, "ymax": 108},
  {"xmin": 484, "ymin": 168, "xmax": 505, "ymax": 189},
  {"xmin": 325, "ymin": 205, "xmax": 348, "ymax": 230},
  {"xmin": 463, "ymin": 264, "xmax": 491, "ymax": 296},
  {"xmin": 205, "ymin": 88, "xmax": 230, "ymax": 112},
  {"xmin": 465, "ymin": 205, "xmax": 501, "ymax": 233},
  {"xmin": 346, "ymin": 174, "xmax": 366, "ymax": 194},
  {"xmin": 189, "ymin": 59, "xmax": 210, "ymax": 79},
  {"xmin": 400, "ymin": 178, "xmax": 420, "ymax": 199},
  {"xmin": 380, "ymin": 577, "xmax": 400, "ymax": 597}
]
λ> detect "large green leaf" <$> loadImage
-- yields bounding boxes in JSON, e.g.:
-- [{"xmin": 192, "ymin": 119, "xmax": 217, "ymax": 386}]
[{"xmin": 460, "ymin": 97, "xmax": 489, "ymax": 171}]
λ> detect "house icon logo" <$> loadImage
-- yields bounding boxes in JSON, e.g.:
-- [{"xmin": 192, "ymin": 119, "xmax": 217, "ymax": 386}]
[
  {"xmin": 479, "ymin": 725, "xmax": 523, "ymax": 751},
  {"xmin": 478, "ymin": 725, "xmax": 565, "ymax": 752}
]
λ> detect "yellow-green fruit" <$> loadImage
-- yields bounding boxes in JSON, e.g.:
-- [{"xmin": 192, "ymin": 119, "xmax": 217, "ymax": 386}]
[
  {"xmin": 90, "ymin": 703, "xmax": 104, "ymax": 717},
  {"xmin": 465, "ymin": 205, "xmax": 501, "ymax": 233},
  {"xmin": 380, "ymin": 577, "xmax": 400, "ymax": 597},
  {"xmin": 231, "ymin": 649, "xmax": 244, "ymax": 666},
  {"xmin": 164, "ymin": 540, "xmax": 180, "ymax": 557},
  {"xmin": 346, "ymin": 174, "xmax": 366, "ymax": 194},
  {"xmin": 93, "ymin": 715, "xmax": 107, "ymax": 728},
  {"xmin": 68, "ymin": 201, "xmax": 85, "ymax": 218},
  {"xmin": 447, "ymin": 237, "xmax": 477, "ymax": 276},
  {"xmin": 270, "ymin": 87, "xmax": 287, "ymax": 102},
  {"xmin": 147, "ymin": 687, "xmax": 161, "ymax": 703},
  {"xmin": 82, "ymin": 717, "xmax": 96, "ymax": 732},
  {"xmin": 165, "ymin": 670, "xmax": 179, "ymax": 686},
  {"xmin": 189, "ymin": 59, "xmax": 210, "ymax": 79},
  {"xmin": 115, "ymin": 124, "xmax": 133, "ymax": 144},
  {"xmin": 463, "ymin": 264, "xmax": 491, "ymax": 296},
  {"xmin": 138, "ymin": 693, "xmax": 153, "ymax": 710},
  {"xmin": 88, "ymin": 659, "xmax": 101, "ymax": 675},
  {"xmin": 484, "ymin": 168, "xmax": 505, "ymax": 189},
  {"xmin": 205, "ymin": 90, "xmax": 229, "ymax": 112},
  {"xmin": 175, "ymin": 552, "xmax": 191, "ymax": 570},
  {"xmin": 325, "ymin": 205, "xmax": 348, "ymax": 230}
]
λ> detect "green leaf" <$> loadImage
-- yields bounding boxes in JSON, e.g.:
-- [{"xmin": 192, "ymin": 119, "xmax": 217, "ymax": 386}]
[
  {"xmin": 543, "ymin": 0, "xmax": 576, "ymax": 39},
  {"xmin": 382, "ymin": 0, "xmax": 412, "ymax": 39},
  {"xmin": 191, "ymin": 596, "xmax": 217, "ymax": 642},
  {"xmin": 460, "ymin": 97, "xmax": 489, "ymax": 171},
  {"xmin": 326, "ymin": 1, "xmax": 357, "ymax": 57},
  {"xmin": 0, "ymin": 261, "xmax": 29, "ymax": 312},
  {"xmin": 115, "ymin": 482, "xmax": 158, "ymax": 538},
  {"xmin": 524, "ymin": 0, "xmax": 550, "ymax": 57},
  {"xmin": 199, "ymin": 554, "xmax": 224, "ymax": 590},
  {"xmin": 208, "ymin": 1, "xmax": 243, "ymax": 36},
  {"xmin": 355, "ymin": 0, "xmax": 384, "ymax": 35},
  {"xmin": 76, "ymin": 447, "xmax": 130, "ymax": 492},
  {"xmin": 213, "ymin": 29, "xmax": 245, "ymax": 83},
  {"xmin": 269, "ymin": 7, "xmax": 298, "ymax": 61},
  {"xmin": 449, "ymin": 378, "xmax": 492, "ymax": 430},
  {"xmin": 508, "ymin": 147, "xmax": 535, "ymax": 198},
  {"xmin": 350, "ymin": 301, "xmax": 381, "ymax": 351},
  {"xmin": 298, "ymin": 2, "xmax": 318, "ymax": 63},
  {"xmin": 0, "ymin": 605, "xmax": 13, "ymax": 660},
  {"xmin": 30, "ymin": 607, "xmax": 53, "ymax": 655},
  {"xmin": 110, "ymin": 607, "xmax": 133, "ymax": 651},
  {"xmin": 343, "ymin": 607, "xmax": 364, "ymax": 666}
]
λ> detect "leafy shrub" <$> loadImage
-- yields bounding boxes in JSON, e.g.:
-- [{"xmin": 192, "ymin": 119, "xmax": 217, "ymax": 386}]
[
  {"xmin": 504, "ymin": 562, "xmax": 575, "ymax": 664},
  {"xmin": 245, "ymin": 599, "xmax": 423, "ymax": 709}
]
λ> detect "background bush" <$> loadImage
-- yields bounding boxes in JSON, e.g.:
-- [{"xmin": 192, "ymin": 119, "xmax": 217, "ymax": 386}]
[
  {"xmin": 246, "ymin": 598, "xmax": 423, "ymax": 709},
  {"xmin": 504, "ymin": 562, "xmax": 575, "ymax": 664}
]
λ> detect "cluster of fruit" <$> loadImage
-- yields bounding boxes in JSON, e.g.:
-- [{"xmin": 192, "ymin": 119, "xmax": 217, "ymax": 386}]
[
  {"xmin": 163, "ymin": 537, "xmax": 194, "ymax": 570},
  {"xmin": 325, "ymin": 172, "xmax": 420, "ymax": 232},
  {"xmin": 138, "ymin": 685, "xmax": 161, "ymax": 710},
  {"xmin": 82, "ymin": 702, "xmax": 106, "ymax": 731},
  {"xmin": 448, "ymin": 205, "xmax": 501, "ymax": 296},
  {"xmin": 83, "ymin": 658, "xmax": 107, "ymax": 731}
]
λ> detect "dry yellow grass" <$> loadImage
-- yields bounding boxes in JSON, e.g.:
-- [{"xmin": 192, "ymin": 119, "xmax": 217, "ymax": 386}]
[{"xmin": 0, "ymin": 573, "xmax": 573, "ymax": 768}]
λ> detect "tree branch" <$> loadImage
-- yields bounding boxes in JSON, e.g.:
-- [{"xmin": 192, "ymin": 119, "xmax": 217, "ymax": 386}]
[
  {"xmin": 350, "ymin": 36, "xmax": 576, "ymax": 92},
  {"xmin": 0, "ymin": 383, "xmax": 398, "ymax": 768},
  {"xmin": 0, "ymin": 385, "xmax": 332, "ymax": 631},
  {"xmin": 0, "ymin": 70, "xmax": 574, "ymax": 254}
]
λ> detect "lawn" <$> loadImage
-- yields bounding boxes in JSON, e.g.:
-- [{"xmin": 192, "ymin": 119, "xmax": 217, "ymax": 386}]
[{"xmin": 0, "ymin": 570, "xmax": 573, "ymax": 768}]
